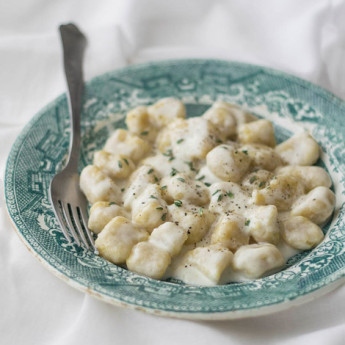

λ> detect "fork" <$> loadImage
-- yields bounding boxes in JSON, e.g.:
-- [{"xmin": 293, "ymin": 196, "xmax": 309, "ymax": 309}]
[{"xmin": 49, "ymin": 23, "xmax": 97, "ymax": 253}]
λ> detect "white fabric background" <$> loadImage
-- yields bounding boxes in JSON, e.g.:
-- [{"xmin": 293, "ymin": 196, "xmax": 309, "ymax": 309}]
[{"xmin": 1, "ymin": 0, "xmax": 345, "ymax": 344}]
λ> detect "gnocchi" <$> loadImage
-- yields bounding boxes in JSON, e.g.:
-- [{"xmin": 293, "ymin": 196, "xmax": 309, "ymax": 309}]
[
  {"xmin": 280, "ymin": 216, "xmax": 324, "ymax": 250},
  {"xmin": 232, "ymin": 243, "xmax": 285, "ymax": 279},
  {"xmin": 80, "ymin": 99, "xmax": 335, "ymax": 286},
  {"xmin": 95, "ymin": 216, "xmax": 148, "ymax": 264},
  {"xmin": 238, "ymin": 119, "xmax": 276, "ymax": 148},
  {"xmin": 206, "ymin": 145, "xmax": 251, "ymax": 182},
  {"xmin": 88, "ymin": 201, "xmax": 126, "ymax": 234}
]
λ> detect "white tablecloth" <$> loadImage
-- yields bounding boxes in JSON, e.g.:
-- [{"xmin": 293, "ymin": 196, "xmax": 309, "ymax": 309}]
[{"xmin": 1, "ymin": 1, "xmax": 345, "ymax": 344}]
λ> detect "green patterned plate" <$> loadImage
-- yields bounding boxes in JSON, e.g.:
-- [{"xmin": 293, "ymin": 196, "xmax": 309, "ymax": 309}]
[{"xmin": 5, "ymin": 59, "xmax": 345, "ymax": 320}]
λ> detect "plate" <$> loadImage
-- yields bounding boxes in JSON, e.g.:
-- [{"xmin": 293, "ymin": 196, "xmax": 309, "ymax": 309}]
[{"xmin": 5, "ymin": 59, "xmax": 345, "ymax": 320}]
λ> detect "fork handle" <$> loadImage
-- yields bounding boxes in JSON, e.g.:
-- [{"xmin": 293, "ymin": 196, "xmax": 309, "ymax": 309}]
[{"xmin": 59, "ymin": 23, "xmax": 87, "ymax": 171}]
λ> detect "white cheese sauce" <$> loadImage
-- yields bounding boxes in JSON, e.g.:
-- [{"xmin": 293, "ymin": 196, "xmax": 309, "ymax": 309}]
[{"xmin": 81, "ymin": 99, "xmax": 335, "ymax": 286}]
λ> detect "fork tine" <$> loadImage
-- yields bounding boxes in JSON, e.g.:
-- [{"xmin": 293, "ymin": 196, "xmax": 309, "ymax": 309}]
[
  {"xmin": 61, "ymin": 201, "xmax": 81, "ymax": 246},
  {"xmin": 80, "ymin": 207, "xmax": 98, "ymax": 254},
  {"xmin": 51, "ymin": 198, "xmax": 72, "ymax": 243},
  {"xmin": 70, "ymin": 206, "xmax": 89, "ymax": 249}
]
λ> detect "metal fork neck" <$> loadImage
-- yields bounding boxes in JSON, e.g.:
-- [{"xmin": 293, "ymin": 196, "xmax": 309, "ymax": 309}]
[{"xmin": 59, "ymin": 24, "xmax": 87, "ymax": 172}]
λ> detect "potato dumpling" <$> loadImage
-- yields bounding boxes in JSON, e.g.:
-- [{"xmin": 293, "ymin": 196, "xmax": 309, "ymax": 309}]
[
  {"xmin": 88, "ymin": 201, "xmax": 126, "ymax": 234},
  {"xmin": 246, "ymin": 205, "xmax": 280, "ymax": 244},
  {"xmin": 80, "ymin": 165, "xmax": 121, "ymax": 204},
  {"xmin": 275, "ymin": 165, "xmax": 332, "ymax": 192},
  {"xmin": 155, "ymin": 118, "xmax": 188, "ymax": 152},
  {"xmin": 195, "ymin": 166, "xmax": 223, "ymax": 186},
  {"xmin": 203, "ymin": 103, "xmax": 237, "ymax": 138},
  {"xmin": 183, "ymin": 245, "xmax": 233, "ymax": 285},
  {"xmin": 123, "ymin": 165, "xmax": 157, "ymax": 209},
  {"xmin": 291, "ymin": 186, "xmax": 336, "ymax": 224},
  {"xmin": 143, "ymin": 154, "xmax": 194, "ymax": 180},
  {"xmin": 232, "ymin": 243, "xmax": 285, "ymax": 279},
  {"xmin": 209, "ymin": 182, "xmax": 250, "ymax": 214},
  {"xmin": 93, "ymin": 151, "xmax": 135, "ymax": 180},
  {"xmin": 104, "ymin": 129, "xmax": 151, "ymax": 162},
  {"xmin": 149, "ymin": 222, "xmax": 187, "ymax": 257},
  {"xmin": 168, "ymin": 204, "xmax": 213, "ymax": 244},
  {"xmin": 147, "ymin": 97, "xmax": 186, "ymax": 128},
  {"xmin": 178, "ymin": 118, "xmax": 221, "ymax": 159},
  {"xmin": 211, "ymin": 214, "xmax": 249, "ymax": 251},
  {"xmin": 132, "ymin": 199, "xmax": 168, "ymax": 232},
  {"xmin": 163, "ymin": 172, "xmax": 209, "ymax": 206},
  {"xmin": 125, "ymin": 105, "xmax": 158, "ymax": 142},
  {"xmin": 275, "ymin": 132, "xmax": 320, "ymax": 166},
  {"xmin": 126, "ymin": 241, "xmax": 171, "ymax": 280},
  {"xmin": 280, "ymin": 216, "xmax": 324, "ymax": 250},
  {"xmin": 156, "ymin": 117, "xmax": 220, "ymax": 160},
  {"xmin": 131, "ymin": 184, "xmax": 168, "ymax": 231},
  {"xmin": 95, "ymin": 216, "xmax": 148, "ymax": 264},
  {"xmin": 211, "ymin": 101, "xmax": 258, "ymax": 126},
  {"xmin": 240, "ymin": 144, "xmax": 283, "ymax": 171},
  {"xmin": 238, "ymin": 119, "xmax": 276, "ymax": 148},
  {"xmin": 241, "ymin": 169, "xmax": 274, "ymax": 194},
  {"xmin": 206, "ymin": 145, "xmax": 251, "ymax": 182},
  {"xmin": 253, "ymin": 174, "xmax": 305, "ymax": 211}
]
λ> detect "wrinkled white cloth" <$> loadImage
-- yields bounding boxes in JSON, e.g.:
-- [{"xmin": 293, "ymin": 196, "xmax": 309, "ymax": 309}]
[{"xmin": 1, "ymin": 1, "xmax": 345, "ymax": 344}]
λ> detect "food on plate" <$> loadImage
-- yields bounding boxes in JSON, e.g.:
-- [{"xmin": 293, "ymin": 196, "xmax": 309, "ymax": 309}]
[
  {"xmin": 232, "ymin": 243, "xmax": 285, "ymax": 279},
  {"xmin": 80, "ymin": 97, "xmax": 335, "ymax": 285}
]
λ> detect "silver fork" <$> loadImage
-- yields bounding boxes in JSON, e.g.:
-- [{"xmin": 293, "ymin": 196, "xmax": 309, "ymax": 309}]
[{"xmin": 49, "ymin": 23, "xmax": 97, "ymax": 253}]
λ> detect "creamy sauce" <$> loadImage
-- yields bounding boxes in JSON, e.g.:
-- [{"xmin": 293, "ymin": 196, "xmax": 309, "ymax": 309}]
[{"xmin": 80, "ymin": 98, "xmax": 335, "ymax": 286}]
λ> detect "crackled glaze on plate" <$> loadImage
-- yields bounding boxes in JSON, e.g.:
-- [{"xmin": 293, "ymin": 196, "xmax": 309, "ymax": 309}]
[{"xmin": 5, "ymin": 59, "xmax": 345, "ymax": 319}]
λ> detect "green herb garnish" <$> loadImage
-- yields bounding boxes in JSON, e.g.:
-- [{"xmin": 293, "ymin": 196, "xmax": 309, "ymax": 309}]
[
  {"xmin": 161, "ymin": 213, "xmax": 167, "ymax": 221},
  {"xmin": 163, "ymin": 149, "xmax": 175, "ymax": 161},
  {"xmin": 226, "ymin": 191, "xmax": 234, "ymax": 198},
  {"xmin": 174, "ymin": 200, "xmax": 183, "ymax": 207},
  {"xmin": 177, "ymin": 138, "xmax": 184, "ymax": 144},
  {"xmin": 170, "ymin": 168, "xmax": 178, "ymax": 176},
  {"xmin": 184, "ymin": 161, "xmax": 195, "ymax": 171},
  {"xmin": 163, "ymin": 149, "xmax": 173, "ymax": 157},
  {"xmin": 140, "ymin": 131, "xmax": 149, "ymax": 136},
  {"xmin": 118, "ymin": 160, "xmax": 123, "ymax": 168},
  {"xmin": 245, "ymin": 219, "xmax": 251, "ymax": 226},
  {"xmin": 212, "ymin": 189, "xmax": 221, "ymax": 196},
  {"xmin": 177, "ymin": 177, "xmax": 185, "ymax": 183}
]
